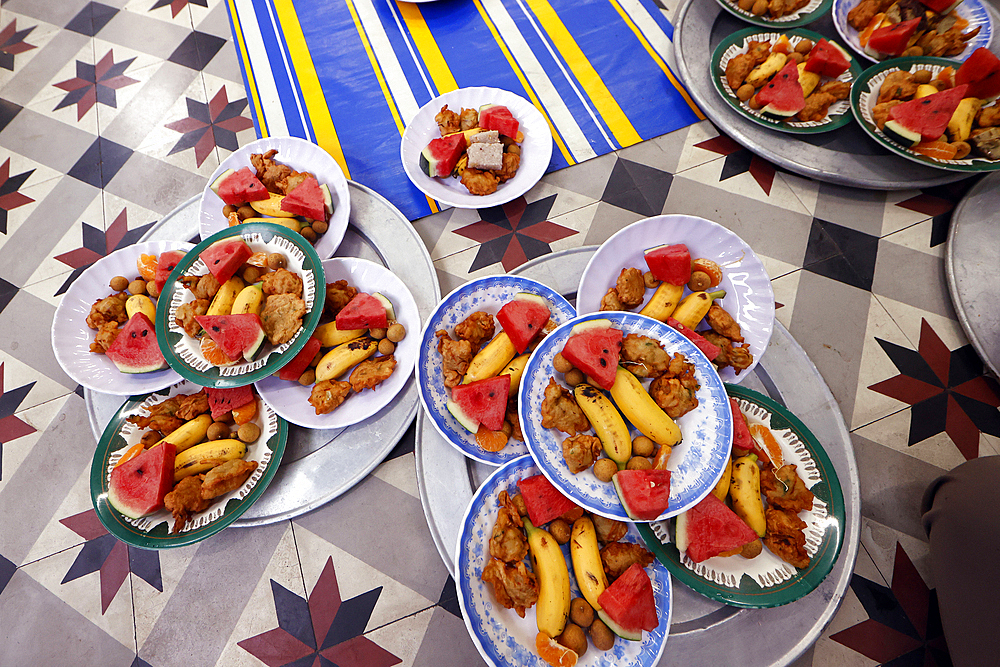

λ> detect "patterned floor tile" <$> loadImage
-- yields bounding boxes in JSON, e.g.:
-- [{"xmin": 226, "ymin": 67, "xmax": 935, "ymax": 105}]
[
  {"xmin": 812, "ymin": 183, "xmax": 894, "ymax": 238},
  {"xmin": 0, "ymin": 386, "xmax": 66, "ymax": 495},
  {"xmin": 0, "ymin": 287, "xmax": 77, "ymax": 391},
  {"xmin": 0, "ymin": 160, "xmax": 58, "ymax": 251},
  {"xmin": 675, "ymin": 148, "xmax": 812, "ymax": 214},
  {"xmin": 0, "ymin": 351, "xmax": 75, "ymax": 429},
  {"xmin": 127, "ymin": 0, "xmax": 200, "ymax": 28},
  {"xmin": 100, "ymin": 59, "xmax": 199, "ymax": 149},
  {"xmin": 370, "ymin": 451, "xmax": 419, "ymax": 499},
  {"xmin": 23, "ymin": 460, "xmax": 97, "ymax": 565},
  {"xmin": 0, "ymin": 13, "xmax": 63, "ymax": 90},
  {"xmin": 580, "ymin": 200, "xmax": 647, "ymax": 246},
  {"xmin": 372, "ymin": 605, "xmax": 488, "ymax": 667},
  {"xmin": 130, "ymin": 539, "xmax": 199, "ymax": 649},
  {"xmin": 102, "ymin": 5, "xmax": 193, "ymax": 60},
  {"xmin": 539, "ymin": 150, "xmax": 616, "ymax": 201},
  {"xmin": 1, "ymin": 23, "xmax": 91, "ymax": 109},
  {"xmin": 167, "ymin": 28, "xmax": 225, "ymax": 71},
  {"xmin": 669, "ymin": 120, "xmax": 728, "ymax": 174},
  {"xmin": 0, "ymin": 106, "xmax": 98, "ymax": 177},
  {"xmin": 104, "ymin": 146, "xmax": 208, "ymax": 214},
  {"xmin": 854, "ymin": 411, "xmax": 969, "ymax": 470}
]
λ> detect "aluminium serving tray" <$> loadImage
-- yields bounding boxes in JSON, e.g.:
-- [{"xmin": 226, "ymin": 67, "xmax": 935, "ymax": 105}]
[{"xmin": 86, "ymin": 181, "xmax": 439, "ymax": 526}]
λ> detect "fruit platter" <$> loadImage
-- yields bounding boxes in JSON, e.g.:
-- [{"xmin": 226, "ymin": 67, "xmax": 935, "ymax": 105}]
[
  {"xmin": 713, "ymin": 0, "xmax": 833, "ymax": 28},
  {"xmin": 91, "ymin": 380, "xmax": 288, "ymax": 548},
  {"xmin": 457, "ymin": 455, "xmax": 672, "ymax": 667}
]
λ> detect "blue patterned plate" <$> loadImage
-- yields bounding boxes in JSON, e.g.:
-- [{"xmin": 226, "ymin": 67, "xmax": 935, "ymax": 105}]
[
  {"xmin": 519, "ymin": 312, "xmax": 733, "ymax": 521},
  {"xmin": 457, "ymin": 455, "xmax": 672, "ymax": 667},
  {"xmin": 417, "ymin": 276, "xmax": 576, "ymax": 465}
]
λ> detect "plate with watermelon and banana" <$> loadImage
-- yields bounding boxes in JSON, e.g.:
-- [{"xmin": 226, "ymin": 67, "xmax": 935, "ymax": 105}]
[
  {"xmin": 51, "ymin": 240, "xmax": 195, "ymax": 395},
  {"xmin": 200, "ymin": 136, "xmax": 350, "ymax": 260},
  {"xmin": 457, "ymin": 455, "xmax": 672, "ymax": 667},
  {"xmin": 637, "ymin": 384, "xmax": 845, "ymax": 607},
  {"xmin": 155, "ymin": 223, "xmax": 326, "ymax": 388},
  {"xmin": 713, "ymin": 28, "xmax": 864, "ymax": 133},
  {"xmin": 417, "ymin": 275, "xmax": 576, "ymax": 466},
  {"xmin": 90, "ymin": 380, "xmax": 288, "ymax": 548},
  {"xmin": 851, "ymin": 51, "xmax": 1000, "ymax": 172},
  {"xmin": 519, "ymin": 312, "xmax": 733, "ymax": 522},
  {"xmin": 713, "ymin": 0, "xmax": 833, "ymax": 29}
]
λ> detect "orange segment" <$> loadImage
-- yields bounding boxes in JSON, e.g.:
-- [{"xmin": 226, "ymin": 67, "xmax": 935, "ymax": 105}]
[
  {"xmin": 114, "ymin": 442, "xmax": 146, "ymax": 469},
  {"xmin": 232, "ymin": 397, "xmax": 257, "ymax": 425},
  {"xmin": 749, "ymin": 424, "xmax": 784, "ymax": 468},
  {"xmin": 227, "ymin": 211, "xmax": 241, "ymax": 227},
  {"xmin": 912, "ymin": 141, "xmax": 958, "ymax": 161},
  {"xmin": 246, "ymin": 251, "xmax": 269, "ymax": 267},
  {"xmin": 201, "ymin": 335, "xmax": 237, "ymax": 366},
  {"xmin": 859, "ymin": 13, "xmax": 885, "ymax": 47},
  {"xmin": 476, "ymin": 424, "xmax": 508, "ymax": 452},
  {"xmin": 137, "ymin": 254, "xmax": 157, "ymax": 281},
  {"xmin": 535, "ymin": 632, "xmax": 577, "ymax": 667}
]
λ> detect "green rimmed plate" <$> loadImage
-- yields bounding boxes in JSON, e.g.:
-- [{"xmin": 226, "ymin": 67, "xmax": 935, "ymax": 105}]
[
  {"xmin": 90, "ymin": 380, "xmax": 288, "ymax": 549},
  {"xmin": 851, "ymin": 57, "xmax": 1000, "ymax": 173},
  {"xmin": 714, "ymin": 0, "xmax": 832, "ymax": 29},
  {"xmin": 155, "ymin": 223, "xmax": 326, "ymax": 388},
  {"xmin": 712, "ymin": 28, "xmax": 863, "ymax": 134},
  {"xmin": 637, "ymin": 384, "xmax": 845, "ymax": 607}
]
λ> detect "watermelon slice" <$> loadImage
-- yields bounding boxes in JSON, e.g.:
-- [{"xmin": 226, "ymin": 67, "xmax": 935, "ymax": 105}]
[
  {"xmin": 612, "ymin": 468, "xmax": 671, "ymax": 521},
  {"xmin": 496, "ymin": 294, "xmax": 551, "ymax": 354},
  {"xmin": 277, "ymin": 335, "xmax": 322, "ymax": 381},
  {"xmin": 674, "ymin": 492, "xmax": 758, "ymax": 563},
  {"xmin": 280, "ymin": 176, "xmax": 327, "ymax": 222},
  {"xmin": 105, "ymin": 313, "xmax": 167, "ymax": 374},
  {"xmin": 757, "ymin": 60, "xmax": 806, "ymax": 118},
  {"xmin": 955, "ymin": 47, "xmax": 1000, "ymax": 101},
  {"xmin": 448, "ymin": 375, "xmax": 509, "ymax": 431},
  {"xmin": 644, "ymin": 244, "xmax": 691, "ymax": 285},
  {"xmin": 196, "ymin": 313, "xmax": 266, "ymax": 361},
  {"xmin": 803, "ymin": 39, "xmax": 852, "ymax": 78},
  {"xmin": 885, "ymin": 84, "xmax": 969, "ymax": 146},
  {"xmin": 199, "ymin": 237, "xmax": 253, "ymax": 285},
  {"xmin": 154, "ymin": 250, "xmax": 186, "ymax": 292},
  {"xmin": 561, "ymin": 325, "xmax": 623, "ymax": 390},
  {"xmin": 597, "ymin": 563, "xmax": 658, "ymax": 640},
  {"xmin": 336, "ymin": 293, "xmax": 389, "ymax": 331},
  {"xmin": 479, "ymin": 104, "xmax": 520, "ymax": 139},
  {"xmin": 730, "ymin": 397, "xmax": 754, "ymax": 458},
  {"xmin": 205, "ymin": 385, "xmax": 254, "ymax": 421},
  {"xmin": 107, "ymin": 442, "xmax": 176, "ymax": 519},
  {"xmin": 667, "ymin": 317, "xmax": 721, "ymax": 361},
  {"xmin": 865, "ymin": 17, "xmax": 922, "ymax": 59},
  {"xmin": 419, "ymin": 133, "xmax": 467, "ymax": 178},
  {"xmin": 517, "ymin": 474, "xmax": 577, "ymax": 526},
  {"xmin": 213, "ymin": 167, "xmax": 269, "ymax": 206}
]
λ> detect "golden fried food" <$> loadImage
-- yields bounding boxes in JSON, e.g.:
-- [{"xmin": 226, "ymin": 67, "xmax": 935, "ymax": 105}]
[
  {"xmin": 200, "ymin": 459, "xmax": 258, "ymax": 500},
  {"xmin": 127, "ymin": 390, "xmax": 210, "ymax": 434},
  {"xmin": 309, "ymin": 379, "xmax": 351, "ymax": 414},
  {"xmin": 495, "ymin": 152, "xmax": 520, "ymax": 183},
  {"xmin": 847, "ymin": 0, "xmax": 892, "ymax": 30},
  {"xmin": 746, "ymin": 40, "xmax": 772, "ymax": 65},
  {"xmin": 349, "ymin": 354, "xmax": 396, "ymax": 392},
  {"xmin": 562, "ymin": 434, "xmax": 602, "ymax": 474},
  {"xmin": 436, "ymin": 330, "xmax": 474, "ymax": 388},
  {"xmin": 726, "ymin": 53, "xmax": 756, "ymax": 90},
  {"xmin": 262, "ymin": 268, "xmax": 303, "ymax": 298},
  {"xmin": 872, "ymin": 100, "xmax": 903, "ymax": 130},
  {"xmin": 435, "ymin": 105, "xmax": 461, "ymax": 135},
  {"xmin": 174, "ymin": 298, "xmax": 210, "ymax": 337},
  {"xmin": 763, "ymin": 507, "xmax": 810, "ymax": 569},
  {"xmin": 90, "ymin": 321, "xmax": 120, "ymax": 354},
  {"xmin": 703, "ymin": 331, "xmax": 754, "ymax": 374},
  {"xmin": 817, "ymin": 80, "xmax": 851, "ymax": 100},
  {"xmin": 600, "ymin": 541, "xmax": 654, "ymax": 581},
  {"xmin": 921, "ymin": 26, "xmax": 981, "ymax": 58},
  {"xmin": 461, "ymin": 168, "xmax": 498, "ymax": 196},
  {"xmin": 620, "ymin": 333, "xmax": 671, "ymax": 378},
  {"xmin": 599, "ymin": 288, "xmax": 623, "ymax": 312},
  {"xmin": 541, "ymin": 377, "xmax": 590, "ymax": 436},
  {"xmin": 174, "ymin": 390, "xmax": 210, "ymax": 421},
  {"xmin": 878, "ymin": 71, "xmax": 917, "ymax": 104},
  {"xmin": 649, "ymin": 355, "xmax": 700, "ymax": 420},
  {"xmin": 325, "ymin": 280, "xmax": 358, "ymax": 317},
  {"xmin": 164, "ymin": 476, "xmax": 211, "ymax": 533},
  {"xmin": 796, "ymin": 92, "xmax": 838, "ymax": 123},
  {"xmin": 454, "ymin": 311, "xmax": 496, "ymax": 349},
  {"xmin": 706, "ymin": 302, "xmax": 744, "ymax": 342},
  {"xmin": 261, "ymin": 293, "xmax": 306, "ymax": 345},
  {"xmin": 86, "ymin": 292, "xmax": 129, "ymax": 329},
  {"xmin": 490, "ymin": 491, "xmax": 528, "ymax": 563},
  {"xmin": 459, "ymin": 107, "xmax": 479, "ymax": 131},
  {"xmin": 615, "ymin": 268, "xmax": 645, "ymax": 307},
  {"xmin": 481, "ymin": 557, "xmax": 539, "ymax": 618},
  {"xmin": 591, "ymin": 515, "xmax": 628, "ymax": 544},
  {"xmin": 761, "ymin": 464, "xmax": 815, "ymax": 513},
  {"xmin": 979, "ymin": 106, "xmax": 1000, "ymax": 128},
  {"xmin": 179, "ymin": 273, "xmax": 220, "ymax": 300},
  {"xmin": 507, "ymin": 400, "xmax": 524, "ymax": 442},
  {"xmin": 250, "ymin": 149, "xmax": 316, "ymax": 195}
]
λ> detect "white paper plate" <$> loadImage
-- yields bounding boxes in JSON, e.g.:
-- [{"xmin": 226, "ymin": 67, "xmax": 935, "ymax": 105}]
[
  {"xmin": 51, "ymin": 241, "xmax": 192, "ymax": 395},
  {"xmin": 400, "ymin": 87, "xmax": 552, "ymax": 209},
  {"xmin": 576, "ymin": 214, "xmax": 774, "ymax": 383},
  {"xmin": 199, "ymin": 136, "xmax": 350, "ymax": 259},
  {"xmin": 255, "ymin": 258, "xmax": 420, "ymax": 429}
]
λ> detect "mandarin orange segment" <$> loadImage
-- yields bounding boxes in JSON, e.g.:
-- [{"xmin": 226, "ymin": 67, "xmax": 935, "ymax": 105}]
[
  {"xmin": 476, "ymin": 424, "xmax": 508, "ymax": 452},
  {"xmin": 749, "ymin": 424, "xmax": 784, "ymax": 468},
  {"xmin": 137, "ymin": 254, "xmax": 157, "ymax": 281},
  {"xmin": 232, "ymin": 397, "xmax": 258, "ymax": 425},
  {"xmin": 246, "ymin": 251, "xmax": 269, "ymax": 267},
  {"xmin": 535, "ymin": 632, "xmax": 577, "ymax": 667},
  {"xmin": 114, "ymin": 442, "xmax": 146, "ymax": 469},
  {"xmin": 201, "ymin": 335, "xmax": 236, "ymax": 366},
  {"xmin": 912, "ymin": 141, "xmax": 958, "ymax": 161}
]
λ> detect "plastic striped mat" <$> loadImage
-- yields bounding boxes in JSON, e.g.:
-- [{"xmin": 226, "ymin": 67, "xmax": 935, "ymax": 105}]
[{"xmin": 226, "ymin": 0, "xmax": 704, "ymax": 220}]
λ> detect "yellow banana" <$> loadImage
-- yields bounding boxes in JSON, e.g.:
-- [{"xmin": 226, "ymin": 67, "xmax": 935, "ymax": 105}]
[
  {"xmin": 570, "ymin": 517, "xmax": 608, "ymax": 612},
  {"xmin": 313, "ymin": 321, "xmax": 366, "ymax": 348},
  {"xmin": 524, "ymin": 518, "xmax": 570, "ymax": 638},
  {"xmin": 207, "ymin": 276, "xmax": 245, "ymax": 316},
  {"xmin": 231, "ymin": 284, "xmax": 263, "ymax": 316},
  {"xmin": 730, "ymin": 455, "xmax": 766, "ymax": 537},
  {"xmin": 638, "ymin": 282, "xmax": 684, "ymax": 321},
  {"xmin": 712, "ymin": 455, "xmax": 733, "ymax": 501},
  {"xmin": 125, "ymin": 294, "xmax": 156, "ymax": 324},
  {"xmin": 152, "ymin": 414, "xmax": 212, "ymax": 453},
  {"xmin": 671, "ymin": 289, "xmax": 726, "ymax": 330},
  {"xmin": 173, "ymin": 438, "xmax": 247, "ymax": 481},
  {"xmin": 574, "ymin": 384, "xmax": 631, "ymax": 469},
  {"xmin": 609, "ymin": 367, "xmax": 681, "ymax": 447},
  {"xmin": 240, "ymin": 216, "xmax": 301, "ymax": 232},
  {"xmin": 500, "ymin": 354, "xmax": 530, "ymax": 397},
  {"xmin": 249, "ymin": 193, "xmax": 296, "ymax": 217},
  {"xmin": 463, "ymin": 332, "xmax": 517, "ymax": 384},
  {"xmin": 315, "ymin": 337, "xmax": 377, "ymax": 381}
]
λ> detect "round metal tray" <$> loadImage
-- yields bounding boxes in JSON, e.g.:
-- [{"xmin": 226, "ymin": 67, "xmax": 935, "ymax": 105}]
[
  {"xmin": 415, "ymin": 246, "xmax": 860, "ymax": 665},
  {"xmin": 946, "ymin": 172, "xmax": 1000, "ymax": 378},
  {"xmin": 86, "ymin": 181, "xmax": 439, "ymax": 525},
  {"xmin": 672, "ymin": 0, "xmax": 976, "ymax": 189}
]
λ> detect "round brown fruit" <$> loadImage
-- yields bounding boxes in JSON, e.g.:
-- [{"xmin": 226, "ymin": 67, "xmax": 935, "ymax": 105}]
[
  {"xmin": 593, "ymin": 458, "xmax": 618, "ymax": 483},
  {"xmin": 237, "ymin": 205, "xmax": 256, "ymax": 220},
  {"xmin": 369, "ymin": 328, "xmax": 387, "ymax": 340},
  {"xmin": 557, "ymin": 623, "xmax": 588, "ymax": 658},
  {"xmin": 222, "ymin": 204, "xmax": 239, "ymax": 217},
  {"xmin": 548, "ymin": 518, "xmax": 571, "ymax": 544},
  {"xmin": 312, "ymin": 220, "xmax": 328, "ymax": 234},
  {"xmin": 140, "ymin": 430, "xmax": 160, "ymax": 447},
  {"xmin": 564, "ymin": 368, "xmax": 585, "ymax": 387},
  {"xmin": 237, "ymin": 422, "xmax": 261, "ymax": 443},
  {"xmin": 207, "ymin": 422, "xmax": 229, "ymax": 441},
  {"xmin": 627, "ymin": 456, "xmax": 652, "ymax": 470},
  {"xmin": 589, "ymin": 618, "xmax": 616, "ymax": 651},
  {"xmin": 110, "ymin": 276, "xmax": 130, "ymax": 292},
  {"xmin": 298, "ymin": 368, "xmax": 316, "ymax": 386},
  {"xmin": 266, "ymin": 253, "xmax": 287, "ymax": 270},
  {"xmin": 378, "ymin": 339, "xmax": 395, "ymax": 355},
  {"xmin": 242, "ymin": 266, "xmax": 261, "ymax": 284},
  {"xmin": 570, "ymin": 598, "xmax": 594, "ymax": 628},
  {"xmin": 632, "ymin": 435, "xmax": 655, "ymax": 457},
  {"xmin": 300, "ymin": 226, "xmax": 317, "ymax": 243},
  {"xmin": 146, "ymin": 281, "xmax": 161, "ymax": 298},
  {"xmin": 553, "ymin": 353, "xmax": 573, "ymax": 373},
  {"xmin": 128, "ymin": 279, "xmax": 147, "ymax": 296},
  {"xmin": 387, "ymin": 322, "xmax": 406, "ymax": 343}
]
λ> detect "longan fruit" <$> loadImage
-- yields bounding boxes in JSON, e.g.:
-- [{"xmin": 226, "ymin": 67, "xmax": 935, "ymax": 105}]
[
  {"xmin": 511, "ymin": 493, "xmax": 528, "ymax": 516},
  {"xmin": 311, "ymin": 350, "xmax": 323, "ymax": 367},
  {"xmin": 549, "ymin": 518, "xmax": 572, "ymax": 544},
  {"xmin": 632, "ymin": 435, "xmax": 655, "ymax": 457},
  {"xmin": 146, "ymin": 281, "xmax": 161, "ymax": 298},
  {"xmin": 300, "ymin": 226, "xmax": 317, "ymax": 243},
  {"xmin": 787, "ymin": 51, "xmax": 805, "ymax": 65},
  {"xmin": 312, "ymin": 220, "xmax": 328, "ymax": 234},
  {"xmin": 913, "ymin": 69, "xmax": 933, "ymax": 84},
  {"xmin": 222, "ymin": 204, "xmax": 239, "ymax": 217},
  {"xmin": 387, "ymin": 322, "xmax": 406, "ymax": 342},
  {"xmin": 369, "ymin": 327, "xmax": 387, "ymax": 340},
  {"xmin": 570, "ymin": 598, "xmax": 594, "ymax": 628},
  {"xmin": 751, "ymin": 0, "xmax": 767, "ymax": 15},
  {"xmin": 128, "ymin": 279, "xmax": 146, "ymax": 295},
  {"xmin": 237, "ymin": 422, "xmax": 261, "ymax": 443},
  {"xmin": 553, "ymin": 353, "xmax": 573, "ymax": 373},
  {"xmin": 298, "ymin": 368, "xmax": 316, "ymax": 386},
  {"xmin": 593, "ymin": 458, "xmax": 618, "ymax": 483},
  {"xmin": 643, "ymin": 271, "xmax": 658, "ymax": 289},
  {"xmin": 242, "ymin": 266, "xmax": 261, "ymax": 283},
  {"xmin": 501, "ymin": 420, "xmax": 513, "ymax": 437},
  {"xmin": 207, "ymin": 422, "xmax": 230, "ymax": 441},
  {"xmin": 266, "ymin": 253, "xmax": 286, "ymax": 270},
  {"xmin": 564, "ymin": 368, "xmax": 585, "ymax": 387},
  {"xmin": 216, "ymin": 411, "xmax": 234, "ymax": 424},
  {"xmin": 378, "ymin": 338, "xmax": 395, "ymax": 355},
  {"xmin": 140, "ymin": 431, "xmax": 160, "ymax": 447},
  {"xmin": 794, "ymin": 38, "xmax": 813, "ymax": 54},
  {"xmin": 741, "ymin": 538, "xmax": 763, "ymax": 559},
  {"xmin": 627, "ymin": 456, "xmax": 652, "ymax": 470},
  {"xmin": 557, "ymin": 623, "xmax": 588, "ymax": 658},
  {"xmin": 589, "ymin": 618, "xmax": 616, "ymax": 651},
  {"xmin": 110, "ymin": 275, "xmax": 130, "ymax": 292},
  {"xmin": 237, "ymin": 205, "xmax": 256, "ymax": 220},
  {"xmin": 736, "ymin": 84, "xmax": 755, "ymax": 102}
]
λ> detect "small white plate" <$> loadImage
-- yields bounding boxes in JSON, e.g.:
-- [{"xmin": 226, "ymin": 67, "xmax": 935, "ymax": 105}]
[
  {"xmin": 576, "ymin": 214, "xmax": 774, "ymax": 383},
  {"xmin": 255, "ymin": 258, "xmax": 420, "ymax": 429},
  {"xmin": 51, "ymin": 241, "xmax": 192, "ymax": 395},
  {"xmin": 199, "ymin": 136, "xmax": 350, "ymax": 259},
  {"xmin": 457, "ymin": 455, "xmax": 672, "ymax": 667},
  {"xmin": 400, "ymin": 87, "xmax": 552, "ymax": 209},
  {"xmin": 417, "ymin": 276, "xmax": 576, "ymax": 466}
]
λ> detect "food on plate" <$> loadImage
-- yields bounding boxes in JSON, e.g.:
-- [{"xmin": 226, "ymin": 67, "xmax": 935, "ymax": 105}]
[
  {"xmin": 453, "ymin": 310, "xmax": 496, "ymax": 349},
  {"xmin": 569, "ymin": 517, "xmax": 608, "ymax": 610},
  {"xmin": 724, "ymin": 0, "xmax": 810, "ymax": 20},
  {"xmin": 482, "ymin": 557, "xmax": 540, "ymax": 619},
  {"xmin": 673, "ymin": 491, "xmax": 760, "ymax": 562},
  {"xmin": 325, "ymin": 280, "xmax": 358, "ymax": 317},
  {"xmin": 308, "ymin": 379, "xmax": 352, "ymax": 414},
  {"xmin": 612, "ymin": 468, "xmax": 672, "ymax": 521},
  {"xmin": 260, "ymin": 293, "xmax": 306, "ymax": 346},
  {"xmin": 761, "ymin": 463, "xmax": 815, "ymax": 511},
  {"xmin": 126, "ymin": 389, "xmax": 209, "ymax": 436},
  {"xmin": 435, "ymin": 330, "xmax": 474, "ymax": 388},
  {"xmin": 647, "ymin": 357, "xmax": 700, "ymax": 420},
  {"xmin": 599, "ymin": 541, "xmax": 655, "ymax": 581},
  {"xmin": 420, "ymin": 103, "xmax": 523, "ymax": 196},
  {"xmin": 543, "ymin": 377, "xmax": 592, "ymax": 436},
  {"xmin": 763, "ymin": 506, "xmax": 811, "ymax": 568},
  {"xmin": 491, "ymin": 490, "xmax": 530, "ymax": 563},
  {"xmin": 847, "ymin": 0, "xmax": 981, "ymax": 59},
  {"xmin": 107, "ymin": 442, "xmax": 177, "ymax": 520}
]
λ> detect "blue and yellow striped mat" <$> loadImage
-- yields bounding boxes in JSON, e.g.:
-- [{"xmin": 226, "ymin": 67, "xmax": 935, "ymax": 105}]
[{"xmin": 226, "ymin": 0, "xmax": 703, "ymax": 220}]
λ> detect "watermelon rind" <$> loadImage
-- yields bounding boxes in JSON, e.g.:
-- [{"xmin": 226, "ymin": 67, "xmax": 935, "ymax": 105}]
[
  {"xmin": 210, "ymin": 168, "xmax": 235, "ymax": 196},
  {"xmin": 570, "ymin": 318, "xmax": 612, "ymax": 335},
  {"xmin": 373, "ymin": 292, "xmax": 396, "ymax": 321},
  {"xmin": 242, "ymin": 324, "xmax": 266, "ymax": 362},
  {"xmin": 320, "ymin": 183, "xmax": 333, "ymax": 216},
  {"xmin": 419, "ymin": 150, "xmax": 438, "ymax": 177},
  {"xmin": 674, "ymin": 510, "xmax": 689, "ymax": 554},
  {"xmin": 446, "ymin": 397, "xmax": 479, "ymax": 433},
  {"xmin": 596, "ymin": 609, "xmax": 642, "ymax": 642},
  {"xmin": 612, "ymin": 474, "xmax": 643, "ymax": 522},
  {"xmin": 883, "ymin": 120, "xmax": 922, "ymax": 147},
  {"xmin": 762, "ymin": 104, "xmax": 799, "ymax": 118}
]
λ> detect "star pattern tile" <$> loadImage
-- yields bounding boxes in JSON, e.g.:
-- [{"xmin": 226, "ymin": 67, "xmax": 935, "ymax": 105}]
[
  {"xmin": 65, "ymin": 2, "xmax": 120, "ymax": 37},
  {"xmin": 165, "ymin": 87, "xmax": 254, "ymax": 167},
  {"xmin": 54, "ymin": 208, "xmax": 155, "ymax": 294},
  {"xmin": 0, "ymin": 18, "xmax": 37, "ymax": 71},
  {"xmin": 0, "ymin": 157, "xmax": 35, "ymax": 234},
  {"xmin": 694, "ymin": 134, "xmax": 777, "ymax": 195},
  {"xmin": 151, "ymin": 0, "xmax": 209, "ymax": 19},
  {"xmin": 54, "ymin": 50, "xmax": 139, "ymax": 121},
  {"xmin": 803, "ymin": 218, "xmax": 879, "ymax": 291},
  {"xmin": 0, "ymin": 362, "xmax": 37, "ymax": 481},
  {"xmin": 0, "ymin": 552, "xmax": 14, "ymax": 596}
]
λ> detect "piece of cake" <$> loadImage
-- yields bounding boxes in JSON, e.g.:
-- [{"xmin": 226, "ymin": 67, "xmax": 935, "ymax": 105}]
[
  {"xmin": 470, "ymin": 130, "xmax": 500, "ymax": 144},
  {"xmin": 467, "ymin": 142, "xmax": 503, "ymax": 171}
]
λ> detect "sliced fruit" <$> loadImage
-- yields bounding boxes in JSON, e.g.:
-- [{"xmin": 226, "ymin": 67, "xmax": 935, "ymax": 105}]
[
  {"xmin": 749, "ymin": 423, "xmax": 784, "ymax": 467},
  {"xmin": 336, "ymin": 293, "xmax": 389, "ymax": 330},
  {"xmin": 644, "ymin": 243, "xmax": 691, "ymax": 285},
  {"xmin": 886, "ymin": 84, "xmax": 969, "ymax": 145},
  {"xmin": 105, "ymin": 313, "xmax": 167, "ymax": 374},
  {"xmin": 517, "ymin": 474, "xmax": 578, "ymax": 527},
  {"xmin": 496, "ymin": 293, "xmax": 551, "ymax": 354},
  {"xmin": 535, "ymin": 632, "xmax": 577, "ymax": 667},
  {"xmin": 277, "ymin": 335, "xmax": 322, "ymax": 381},
  {"xmin": 419, "ymin": 133, "xmax": 467, "ymax": 178},
  {"xmin": 612, "ymin": 468, "xmax": 671, "ymax": 521},
  {"xmin": 107, "ymin": 442, "xmax": 176, "ymax": 519},
  {"xmin": 205, "ymin": 385, "xmax": 255, "ymax": 421},
  {"xmin": 560, "ymin": 326, "xmax": 623, "ymax": 390},
  {"xmin": 154, "ymin": 250, "xmax": 186, "ymax": 292},
  {"xmin": 446, "ymin": 397, "xmax": 479, "ymax": 433},
  {"xmin": 955, "ymin": 48, "xmax": 1000, "ymax": 101},
  {"xmin": 596, "ymin": 563, "xmax": 658, "ymax": 639},
  {"xmin": 201, "ymin": 335, "xmax": 237, "ymax": 366},
  {"xmin": 865, "ymin": 17, "xmax": 922, "ymax": 59},
  {"xmin": 475, "ymin": 424, "xmax": 508, "ymax": 452},
  {"xmin": 137, "ymin": 254, "xmax": 157, "ymax": 282},
  {"xmin": 676, "ymin": 492, "xmax": 758, "ymax": 563},
  {"xmin": 803, "ymin": 39, "xmax": 851, "ymax": 78},
  {"xmin": 199, "ymin": 237, "xmax": 253, "ymax": 285},
  {"xmin": 195, "ymin": 313, "xmax": 266, "ymax": 362},
  {"xmin": 373, "ymin": 292, "xmax": 396, "ymax": 321},
  {"xmin": 214, "ymin": 167, "xmax": 268, "ymax": 205},
  {"xmin": 250, "ymin": 192, "xmax": 296, "ymax": 217},
  {"xmin": 280, "ymin": 176, "xmax": 327, "ymax": 221},
  {"xmin": 449, "ymin": 375, "xmax": 510, "ymax": 431},
  {"xmin": 757, "ymin": 60, "xmax": 805, "ymax": 118}
]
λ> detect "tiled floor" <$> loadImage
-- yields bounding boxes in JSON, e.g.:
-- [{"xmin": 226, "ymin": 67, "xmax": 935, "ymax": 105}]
[{"xmin": 1, "ymin": 0, "xmax": 998, "ymax": 665}]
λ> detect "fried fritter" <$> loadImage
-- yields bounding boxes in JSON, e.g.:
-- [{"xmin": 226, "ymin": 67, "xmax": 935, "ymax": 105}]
[
  {"xmin": 872, "ymin": 100, "xmax": 903, "ymax": 130},
  {"xmin": 878, "ymin": 71, "xmax": 917, "ymax": 104},
  {"xmin": 761, "ymin": 464, "xmax": 815, "ymax": 513},
  {"xmin": 615, "ymin": 268, "xmax": 645, "ymax": 307},
  {"xmin": 179, "ymin": 273, "xmax": 220, "ymax": 301},
  {"xmin": 621, "ymin": 333, "xmax": 671, "ymax": 378},
  {"xmin": 201, "ymin": 459, "xmax": 258, "ymax": 500},
  {"xmin": 309, "ymin": 379, "xmax": 351, "ymax": 415},
  {"xmin": 435, "ymin": 104, "xmax": 461, "ymax": 136},
  {"xmin": 459, "ymin": 107, "xmax": 479, "ymax": 131},
  {"xmin": 349, "ymin": 354, "xmax": 396, "ymax": 392},
  {"xmin": 562, "ymin": 434, "xmax": 602, "ymax": 474},
  {"xmin": 796, "ymin": 92, "xmax": 838, "ymax": 123},
  {"xmin": 541, "ymin": 377, "xmax": 590, "ymax": 436},
  {"xmin": 725, "ymin": 53, "xmax": 756, "ymax": 90},
  {"xmin": 650, "ymin": 355, "xmax": 700, "ymax": 420},
  {"xmin": 481, "ymin": 557, "xmax": 539, "ymax": 618},
  {"xmin": 591, "ymin": 515, "xmax": 628, "ymax": 544},
  {"xmin": 507, "ymin": 400, "xmax": 524, "ymax": 442},
  {"xmin": 703, "ymin": 331, "xmax": 754, "ymax": 374},
  {"xmin": 490, "ymin": 491, "xmax": 528, "ymax": 563},
  {"xmin": 262, "ymin": 268, "xmax": 303, "ymax": 298},
  {"xmin": 454, "ymin": 311, "xmax": 496, "ymax": 350},
  {"xmin": 127, "ymin": 390, "xmax": 210, "ymax": 434},
  {"xmin": 817, "ymin": 80, "xmax": 851, "ymax": 100},
  {"xmin": 763, "ymin": 507, "xmax": 810, "ymax": 569},
  {"xmin": 599, "ymin": 288, "xmax": 624, "ymax": 312},
  {"xmin": 261, "ymin": 293, "xmax": 306, "ymax": 345},
  {"xmin": 600, "ymin": 541, "xmax": 654, "ymax": 581},
  {"xmin": 174, "ymin": 298, "xmax": 210, "ymax": 337},
  {"xmin": 978, "ymin": 106, "xmax": 1000, "ymax": 128},
  {"xmin": 848, "ymin": 0, "xmax": 893, "ymax": 30},
  {"xmin": 495, "ymin": 152, "xmax": 520, "ymax": 183},
  {"xmin": 325, "ymin": 280, "xmax": 358, "ymax": 317},
  {"xmin": 706, "ymin": 302, "xmax": 744, "ymax": 342},
  {"xmin": 90, "ymin": 321, "xmax": 120, "ymax": 354},
  {"xmin": 87, "ymin": 292, "xmax": 129, "ymax": 329},
  {"xmin": 250, "ymin": 149, "xmax": 316, "ymax": 195},
  {"xmin": 436, "ymin": 330, "xmax": 474, "ymax": 388},
  {"xmin": 164, "ymin": 476, "xmax": 211, "ymax": 533},
  {"xmin": 461, "ymin": 168, "xmax": 498, "ymax": 196}
]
